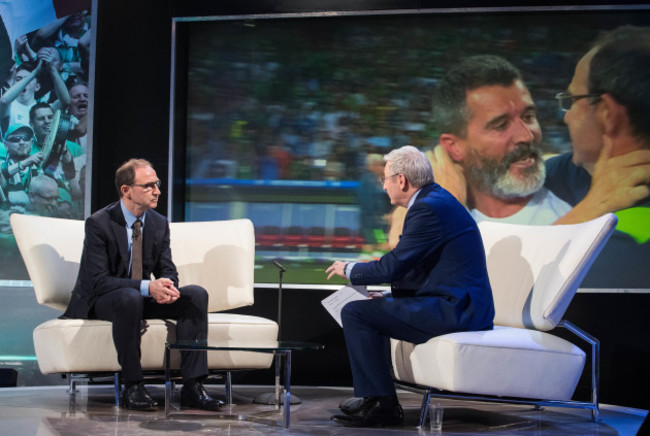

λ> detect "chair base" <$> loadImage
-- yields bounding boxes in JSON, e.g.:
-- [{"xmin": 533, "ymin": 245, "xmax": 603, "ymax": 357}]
[{"xmin": 395, "ymin": 380, "xmax": 600, "ymax": 427}]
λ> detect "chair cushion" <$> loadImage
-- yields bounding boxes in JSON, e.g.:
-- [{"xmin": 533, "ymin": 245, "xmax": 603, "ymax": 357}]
[
  {"xmin": 33, "ymin": 314, "xmax": 278, "ymax": 374},
  {"xmin": 391, "ymin": 326, "xmax": 586, "ymax": 401}
]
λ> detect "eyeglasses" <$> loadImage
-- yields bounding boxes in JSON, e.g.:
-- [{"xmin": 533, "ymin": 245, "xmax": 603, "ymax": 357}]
[
  {"xmin": 5, "ymin": 134, "xmax": 33, "ymax": 143},
  {"xmin": 555, "ymin": 92, "xmax": 602, "ymax": 112},
  {"xmin": 131, "ymin": 180, "xmax": 161, "ymax": 191},
  {"xmin": 381, "ymin": 174, "xmax": 400, "ymax": 184}
]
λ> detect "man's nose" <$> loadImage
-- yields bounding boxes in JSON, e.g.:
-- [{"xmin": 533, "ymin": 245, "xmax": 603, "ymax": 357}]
[{"xmin": 513, "ymin": 118, "xmax": 535, "ymax": 143}]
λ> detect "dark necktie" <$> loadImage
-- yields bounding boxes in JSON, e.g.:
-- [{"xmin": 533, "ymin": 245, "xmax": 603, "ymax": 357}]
[{"xmin": 131, "ymin": 219, "xmax": 142, "ymax": 280}]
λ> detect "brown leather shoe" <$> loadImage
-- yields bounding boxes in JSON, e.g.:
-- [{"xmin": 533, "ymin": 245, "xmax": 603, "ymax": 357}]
[
  {"xmin": 121, "ymin": 383, "xmax": 158, "ymax": 411},
  {"xmin": 332, "ymin": 398, "xmax": 403, "ymax": 427}
]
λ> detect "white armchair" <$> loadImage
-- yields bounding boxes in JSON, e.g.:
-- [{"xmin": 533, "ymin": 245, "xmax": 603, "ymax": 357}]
[
  {"xmin": 10, "ymin": 213, "xmax": 278, "ymax": 404},
  {"xmin": 391, "ymin": 213, "xmax": 617, "ymax": 425}
]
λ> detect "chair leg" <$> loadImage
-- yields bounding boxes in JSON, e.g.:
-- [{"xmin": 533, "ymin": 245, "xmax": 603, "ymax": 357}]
[
  {"xmin": 67, "ymin": 374, "xmax": 77, "ymax": 396},
  {"xmin": 113, "ymin": 372, "xmax": 121, "ymax": 407},
  {"xmin": 418, "ymin": 390, "xmax": 432, "ymax": 428},
  {"xmin": 67, "ymin": 374, "xmax": 78, "ymax": 413},
  {"xmin": 225, "ymin": 371, "xmax": 233, "ymax": 405},
  {"xmin": 560, "ymin": 320, "xmax": 600, "ymax": 422}
]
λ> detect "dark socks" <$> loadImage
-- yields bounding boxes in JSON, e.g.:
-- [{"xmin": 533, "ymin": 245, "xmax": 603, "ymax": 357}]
[{"xmin": 183, "ymin": 376, "xmax": 205, "ymax": 387}]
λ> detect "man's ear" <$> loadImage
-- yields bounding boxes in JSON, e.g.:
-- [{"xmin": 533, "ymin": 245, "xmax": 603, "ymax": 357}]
[
  {"xmin": 439, "ymin": 133, "xmax": 465, "ymax": 162},
  {"xmin": 120, "ymin": 185, "xmax": 130, "ymax": 199},
  {"xmin": 597, "ymin": 94, "xmax": 629, "ymax": 139},
  {"xmin": 397, "ymin": 173, "xmax": 409, "ymax": 192}
]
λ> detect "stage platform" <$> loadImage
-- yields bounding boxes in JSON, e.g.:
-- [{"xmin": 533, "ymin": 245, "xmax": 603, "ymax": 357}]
[{"xmin": 0, "ymin": 384, "xmax": 646, "ymax": 435}]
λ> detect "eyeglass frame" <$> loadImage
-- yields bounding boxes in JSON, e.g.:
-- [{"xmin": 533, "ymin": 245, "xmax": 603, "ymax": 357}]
[
  {"xmin": 381, "ymin": 173, "xmax": 400, "ymax": 184},
  {"xmin": 555, "ymin": 91, "xmax": 602, "ymax": 112},
  {"xmin": 130, "ymin": 180, "xmax": 161, "ymax": 191}
]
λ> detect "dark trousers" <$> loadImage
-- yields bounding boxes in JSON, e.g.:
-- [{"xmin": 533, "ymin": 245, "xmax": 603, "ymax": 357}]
[
  {"xmin": 92, "ymin": 284, "xmax": 209, "ymax": 384},
  {"xmin": 341, "ymin": 296, "xmax": 473, "ymax": 398}
]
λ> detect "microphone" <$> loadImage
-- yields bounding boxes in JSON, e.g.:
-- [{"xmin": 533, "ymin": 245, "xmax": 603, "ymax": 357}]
[{"xmin": 272, "ymin": 259, "xmax": 286, "ymax": 272}]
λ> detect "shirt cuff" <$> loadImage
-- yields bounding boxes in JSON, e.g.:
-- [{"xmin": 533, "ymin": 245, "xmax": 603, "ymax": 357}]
[
  {"xmin": 140, "ymin": 280, "xmax": 151, "ymax": 297},
  {"xmin": 344, "ymin": 262, "xmax": 356, "ymax": 279}
]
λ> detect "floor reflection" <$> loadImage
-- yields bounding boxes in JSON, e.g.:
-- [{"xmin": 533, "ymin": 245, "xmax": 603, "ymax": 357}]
[{"xmin": 0, "ymin": 385, "xmax": 645, "ymax": 436}]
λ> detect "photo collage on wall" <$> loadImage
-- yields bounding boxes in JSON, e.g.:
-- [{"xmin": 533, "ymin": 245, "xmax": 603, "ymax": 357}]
[{"xmin": 0, "ymin": 1, "xmax": 91, "ymax": 280}]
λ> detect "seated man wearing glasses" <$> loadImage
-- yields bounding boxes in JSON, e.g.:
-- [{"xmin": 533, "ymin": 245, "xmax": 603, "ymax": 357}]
[
  {"xmin": 61, "ymin": 158, "xmax": 221, "ymax": 411},
  {"xmin": 434, "ymin": 55, "xmax": 571, "ymax": 225}
]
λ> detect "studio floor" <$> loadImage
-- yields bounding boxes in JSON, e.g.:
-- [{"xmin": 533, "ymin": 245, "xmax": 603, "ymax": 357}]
[{"xmin": 0, "ymin": 384, "xmax": 646, "ymax": 436}]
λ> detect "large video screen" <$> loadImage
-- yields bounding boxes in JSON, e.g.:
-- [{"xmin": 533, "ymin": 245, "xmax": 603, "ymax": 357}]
[{"xmin": 175, "ymin": 7, "xmax": 649, "ymax": 288}]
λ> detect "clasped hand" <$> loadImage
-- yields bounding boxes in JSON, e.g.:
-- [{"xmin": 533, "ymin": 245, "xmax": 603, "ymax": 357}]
[{"xmin": 149, "ymin": 278, "xmax": 180, "ymax": 304}]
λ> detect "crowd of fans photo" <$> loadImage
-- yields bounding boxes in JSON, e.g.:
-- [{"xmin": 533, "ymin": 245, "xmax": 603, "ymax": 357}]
[
  {"xmin": 0, "ymin": 10, "xmax": 90, "ymax": 278},
  {"xmin": 0, "ymin": 10, "xmax": 90, "ymax": 221}
]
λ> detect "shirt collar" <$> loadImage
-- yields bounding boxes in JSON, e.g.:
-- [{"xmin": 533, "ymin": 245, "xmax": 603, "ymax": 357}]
[
  {"xmin": 120, "ymin": 200, "xmax": 146, "ymax": 228},
  {"xmin": 406, "ymin": 188, "xmax": 422, "ymax": 210}
]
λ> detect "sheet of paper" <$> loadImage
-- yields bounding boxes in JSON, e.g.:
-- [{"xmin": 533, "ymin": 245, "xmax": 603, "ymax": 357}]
[{"xmin": 321, "ymin": 285, "xmax": 368, "ymax": 327}]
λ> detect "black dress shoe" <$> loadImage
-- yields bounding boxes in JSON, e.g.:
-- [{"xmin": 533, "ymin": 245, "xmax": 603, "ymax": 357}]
[
  {"xmin": 180, "ymin": 381, "xmax": 222, "ymax": 411},
  {"xmin": 339, "ymin": 397, "xmax": 372, "ymax": 415},
  {"xmin": 332, "ymin": 398, "xmax": 403, "ymax": 427},
  {"xmin": 121, "ymin": 383, "xmax": 158, "ymax": 411}
]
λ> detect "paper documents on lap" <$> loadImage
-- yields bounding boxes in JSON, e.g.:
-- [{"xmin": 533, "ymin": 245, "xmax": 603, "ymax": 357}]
[{"xmin": 321, "ymin": 285, "xmax": 368, "ymax": 327}]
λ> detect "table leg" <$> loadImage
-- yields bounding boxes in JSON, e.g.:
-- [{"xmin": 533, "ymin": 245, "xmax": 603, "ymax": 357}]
[
  {"xmin": 274, "ymin": 353, "xmax": 281, "ymax": 410},
  {"xmin": 164, "ymin": 345, "xmax": 171, "ymax": 418},
  {"xmin": 225, "ymin": 371, "xmax": 233, "ymax": 406},
  {"xmin": 284, "ymin": 350, "xmax": 292, "ymax": 428}
]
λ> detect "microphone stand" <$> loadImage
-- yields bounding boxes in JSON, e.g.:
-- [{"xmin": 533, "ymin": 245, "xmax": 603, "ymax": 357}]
[
  {"xmin": 275, "ymin": 260, "xmax": 284, "ymax": 341},
  {"xmin": 253, "ymin": 260, "xmax": 301, "ymax": 405}
]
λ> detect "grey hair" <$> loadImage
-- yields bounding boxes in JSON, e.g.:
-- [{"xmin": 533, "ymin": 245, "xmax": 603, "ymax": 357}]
[{"xmin": 384, "ymin": 145, "xmax": 434, "ymax": 189}]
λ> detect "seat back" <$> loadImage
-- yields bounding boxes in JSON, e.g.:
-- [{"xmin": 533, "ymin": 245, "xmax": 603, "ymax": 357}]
[
  {"xmin": 10, "ymin": 213, "xmax": 256, "ymax": 313},
  {"xmin": 10, "ymin": 213, "xmax": 84, "ymax": 311},
  {"xmin": 478, "ymin": 213, "xmax": 617, "ymax": 331},
  {"xmin": 169, "ymin": 219, "xmax": 255, "ymax": 312}
]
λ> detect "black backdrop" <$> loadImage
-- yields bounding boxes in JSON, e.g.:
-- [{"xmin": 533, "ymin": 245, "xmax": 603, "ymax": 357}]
[{"xmin": 91, "ymin": 0, "xmax": 650, "ymax": 410}]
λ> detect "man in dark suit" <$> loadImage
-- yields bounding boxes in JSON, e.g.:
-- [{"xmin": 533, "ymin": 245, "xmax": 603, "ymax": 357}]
[
  {"xmin": 326, "ymin": 145, "xmax": 495, "ymax": 427},
  {"xmin": 62, "ymin": 158, "xmax": 220, "ymax": 411}
]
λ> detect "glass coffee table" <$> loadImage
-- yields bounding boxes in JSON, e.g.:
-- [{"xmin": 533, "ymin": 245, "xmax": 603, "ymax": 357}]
[{"xmin": 164, "ymin": 340, "xmax": 324, "ymax": 428}]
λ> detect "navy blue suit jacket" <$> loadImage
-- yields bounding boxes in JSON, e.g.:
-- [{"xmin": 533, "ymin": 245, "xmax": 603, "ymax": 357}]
[
  {"xmin": 62, "ymin": 201, "xmax": 178, "ymax": 319},
  {"xmin": 349, "ymin": 183, "xmax": 495, "ymax": 334}
]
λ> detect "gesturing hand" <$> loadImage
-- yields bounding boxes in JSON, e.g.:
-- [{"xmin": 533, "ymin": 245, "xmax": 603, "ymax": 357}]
[{"xmin": 326, "ymin": 261, "xmax": 348, "ymax": 280}]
